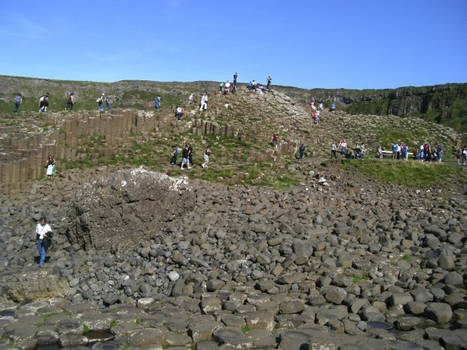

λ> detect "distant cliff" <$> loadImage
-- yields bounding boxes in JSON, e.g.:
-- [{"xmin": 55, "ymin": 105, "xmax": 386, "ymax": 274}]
[{"xmin": 278, "ymin": 83, "xmax": 467, "ymax": 135}]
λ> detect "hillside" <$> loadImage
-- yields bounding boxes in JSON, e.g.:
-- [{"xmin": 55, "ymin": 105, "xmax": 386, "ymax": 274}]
[{"xmin": 276, "ymin": 83, "xmax": 467, "ymax": 139}]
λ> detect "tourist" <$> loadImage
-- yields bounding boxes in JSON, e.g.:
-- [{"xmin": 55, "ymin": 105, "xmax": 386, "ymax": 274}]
[
  {"xmin": 66, "ymin": 93, "xmax": 75, "ymax": 110},
  {"xmin": 219, "ymin": 82, "xmax": 224, "ymax": 93},
  {"xmin": 331, "ymin": 143, "xmax": 337, "ymax": 159},
  {"xmin": 155, "ymin": 96, "xmax": 161, "ymax": 110},
  {"xmin": 202, "ymin": 147, "xmax": 211, "ymax": 168},
  {"xmin": 39, "ymin": 93, "xmax": 49, "ymax": 112},
  {"xmin": 436, "ymin": 145, "xmax": 443, "ymax": 162},
  {"xmin": 424, "ymin": 143, "xmax": 431, "ymax": 161},
  {"xmin": 462, "ymin": 146, "xmax": 467, "ymax": 165},
  {"xmin": 170, "ymin": 146, "xmax": 178, "ymax": 165},
  {"xmin": 377, "ymin": 145, "xmax": 383, "ymax": 159},
  {"xmin": 314, "ymin": 110, "xmax": 320, "ymax": 124},
  {"xmin": 175, "ymin": 106, "xmax": 184, "ymax": 121},
  {"xmin": 105, "ymin": 96, "xmax": 111, "ymax": 111},
  {"xmin": 45, "ymin": 154, "xmax": 56, "ymax": 177},
  {"xmin": 181, "ymin": 145, "xmax": 191, "ymax": 169},
  {"xmin": 188, "ymin": 144, "xmax": 194, "ymax": 166},
  {"xmin": 224, "ymin": 81, "xmax": 231, "ymax": 95},
  {"xmin": 330, "ymin": 102, "xmax": 336, "ymax": 112},
  {"xmin": 35, "ymin": 217, "xmax": 52, "ymax": 267},
  {"xmin": 188, "ymin": 93, "xmax": 194, "ymax": 104},
  {"xmin": 392, "ymin": 143, "xmax": 398, "ymax": 159},
  {"xmin": 96, "ymin": 93, "xmax": 104, "ymax": 112},
  {"xmin": 233, "ymin": 72, "xmax": 238, "ymax": 87},
  {"xmin": 266, "ymin": 76, "xmax": 272, "ymax": 90},
  {"xmin": 318, "ymin": 102, "xmax": 324, "ymax": 111},
  {"xmin": 402, "ymin": 144, "xmax": 409, "ymax": 160},
  {"xmin": 339, "ymin": 139, "xmax": 347, "ymax": 156},
  {"xmin": 200, "ymin": 93, "xmax": 208, "ymax": 111},
  {"xmin": 14, "ymin": 94, "xmax": 22, "ymax": 113},
  {"xmin": 419, "ymin": 144, "xmax": 425, "ymax": 161},
  {"xmin": 299, "ymin": 144, "xmax": 306, "ymax": 159},
  {"xmin": 271, "ymin": 134, "xmax": 278, "ymax": 148}
]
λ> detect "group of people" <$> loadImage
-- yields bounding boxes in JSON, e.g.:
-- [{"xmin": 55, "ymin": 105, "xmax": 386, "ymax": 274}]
[
  {"xmin": 170, "ymin": 144, "xmax": 211, "ymax": 169},
  {"xmin": 96, "ymin": 93, "xmax": 112, "ymax": 112},
  {"xmin": 330, "ymin": 140, "xmax": 366, "ymax": 159},
  {"xmin": 310, "ymin": 101, "xmax": 324, "ymax": 124},
  {"xmin": 247, "ymin": 75, "xmax": 272, "ymax": 94},
  {"xmin": 415, "ymin": 143, "xmax": 443, "ymax": 162}
]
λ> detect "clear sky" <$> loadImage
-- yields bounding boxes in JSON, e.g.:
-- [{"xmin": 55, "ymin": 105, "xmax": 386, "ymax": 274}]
[{"xmin": 1, "ymin": 0, "xmax": 466, "ymax": 89}]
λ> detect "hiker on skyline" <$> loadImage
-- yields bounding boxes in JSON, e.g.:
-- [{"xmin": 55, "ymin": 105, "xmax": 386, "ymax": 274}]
[
  {"xmin": 266, "ymin": 76, "xmax": 272, "ymax": 90},
  {"xmin": 233, "ymin": 72, "xmax": 238, "ymax": 87},
  {"xmin": 155, "ymin": 95, "xmax": 161, "ymax": 110},
  {"xmin": 14, "ymin": 94, "xmax": 22, "ymax": 113}
]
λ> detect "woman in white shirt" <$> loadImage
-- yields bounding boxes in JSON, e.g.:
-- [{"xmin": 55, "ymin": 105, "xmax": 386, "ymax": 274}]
[{"xmin": 36, "ymin": 217, "xmax": 52, "ymax": 267}]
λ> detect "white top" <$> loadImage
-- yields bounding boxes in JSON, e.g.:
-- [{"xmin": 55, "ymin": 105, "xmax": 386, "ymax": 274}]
[{"xmin": 36, "ymin": 223, "xmax": 51, "ymax": 239}]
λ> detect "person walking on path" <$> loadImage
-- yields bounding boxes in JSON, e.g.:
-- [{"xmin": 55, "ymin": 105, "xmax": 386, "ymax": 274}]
[
  {"xmin": 200, "ymin": 93, "xmax": 208, "ymax": 111},
  {"xmin": 155, "ymin": 96, "xmax": 161, "ymax": 110},
  {"xmin": 266, "ymin": 76, "xmax": 272, "ymax": 90},
  {"xmin": 14, "ymin": 94, "xmax": 22, "ymax": 113},
  {"xmin": 66, "ymin": 93, "xmax": 75, "ymax": 110},
  {"xmin": 181, "ymin": 145, "xmax": 191, "ymax": 169},
  {"xmin": 36, "ymin": 217, "xmax": 52, "ymax": 267}
]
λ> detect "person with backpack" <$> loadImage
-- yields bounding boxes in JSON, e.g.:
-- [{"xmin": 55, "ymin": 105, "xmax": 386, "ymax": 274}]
[
  {"xmin": 36, "ymin": 216, "xmax": 52, "ymax": 267},
  {"xmin": 170, "ymin": 146, "xmax": 179, "ymax": 165},
  {"xmin": 97, "ymin": 93, "xmax": 104, "ymax": 111},
  {"xmin": 175, "ymin": 106, "xmax": 184, "ymax": 120},
  {"xmin": 155, "ymin": 96, "xmax": 161, "ymax": 110},
  {"xmin": 66, "ymin": 93, "xmax": 75, "ymax": 110},
  {"xmin": 14, "ymin": 94, "xmax": 22, "ymax": 113}
]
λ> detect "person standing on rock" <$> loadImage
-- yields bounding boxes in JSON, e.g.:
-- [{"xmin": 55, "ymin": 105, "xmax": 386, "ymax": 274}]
[
  {"xmin": 188, "ymin": 93, "xmax": 194, "ymax": 104},
  {"xmin": 97, "ymin": 94, "xmax": 104, "ymax": 112},
  {"xmin": 66, "ymin": 93, "xmax": 75, "ymax": 110},
  {"xmin": 202, "ymin": 147, "xmax": 211, "ymax": 168},
  {"xmin": 175, "ymin": 106, "xmax": 184, "ymax": 121},
  {"xmin": 339, "ymin": 139, "xmax": 347, "ymax": 157},
  {"xmin": 266, "ymin": 76, "xmax": 272, "ymax": 90},
  {"xmin": 155, "ymin": 96, "xmax": 161, "ymax": 110},
  {"xmin": 331, "ymin": 143, "xmax": 337, "ymax": 159},
  {"xmin": 36, "ymin": 217, "xmax": 52, "ymax": 267},
  {"xmin": 181, "ymin": 144, "xmax": 191, "ymax": 169},
  {"xmin": 188, "ymin": 144, "xmax": 194, "ymax": 166},
  {"xmin": 299, "ymin": 144, "xmax": 306, "ymax": 159},
  {"xmin": 14, "ymin": 94, "xmax": 22, "ymax": 113},
  {"xmin": 170, "ymin": 146, "xmax": 179, "ymax": 165},
  {"xmin": 233, "ymin": 72, "xmax": 238, "ymax": 87},
  {"xmin": 45, "ymin": 154, "xmax": 56, "ymax": 177},
  {"xmin": 105, "ymin": 96, "xmax": 111, "ymax": 111},
  {"xmin": 39, "ymin": 93, "xmax": 49, "ymax": 112}
]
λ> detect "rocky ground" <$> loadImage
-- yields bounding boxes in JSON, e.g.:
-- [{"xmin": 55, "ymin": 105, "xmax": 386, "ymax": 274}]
[{"xmin": 0, "ymin": 164, "xmax": 465, "ymax": 349}]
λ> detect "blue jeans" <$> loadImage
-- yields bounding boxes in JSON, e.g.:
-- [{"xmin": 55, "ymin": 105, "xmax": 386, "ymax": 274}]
[
  {"xmin": 14, "ymin": 102, "xmax": 20, "ymax": 112},
  {"xmin": 37, "ymin": 239, "xmax": 46, "ymax": 267},
  {"xmin": 106, "ymin": 103, "xmax": 111, "ymax": 111}
]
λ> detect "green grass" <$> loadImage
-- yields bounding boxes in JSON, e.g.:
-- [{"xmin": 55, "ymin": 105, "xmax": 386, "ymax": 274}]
[
  {"xmin": 241, "ymin": 325, "xmax": 252, "ymax": 333},
  {"xmin": 352, "ymin": 274, "xmax": 369, "ymax": 283},
  {"xmin": 82, "ymin": 323, "xmax": 90, "ymax": 332},
  {"xmin": 343, "ymin": 159, "xmax": 465, "ymax": 188},
  {"xmin": 110, "ymin": 320, "xmax": 118, "ymax": 329},
  {"xmin": 402, "ymin": 254, "xmax": 411, "ymax": 261}
]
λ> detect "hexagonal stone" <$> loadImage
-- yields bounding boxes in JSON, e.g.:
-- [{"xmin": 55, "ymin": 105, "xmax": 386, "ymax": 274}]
[
  {"xmin": 279, "ymin": 300, "xmax": 305, "ymax": 314},
  {"xmin": 127, "ymin": 328, "xmax": 164, "ymax": 346},
  {"xmin": 59, "ymin": 333, "xmax": 89, "ymax": 347},
  {"xmin": 245, "ymin": 329, "xmax": 277, "ymax": 347},
  {"xmin": 56, "ymin": 318, "xmax": 82, "ymax": 335},
  {"xmin": 188, "ymin": 315, "xmax": 219, "ymax": 342},
  {"xmin": 212, "ymin": 328, "xmax": 252, "ymax": 348},
  {"xmin": 164, "ymin": 332, "xmax": 192, "ymax": 347},
  {"xmin": 201, "ymin": 297, "xmax": 222, "ymax": 315},
  {"xmin": 91, "ymin": 340, "xmax": 126, "ymax": 350},
  {"xmin": 244, "ymin": 312, "xmax": 275, "ymax": 331},
  {"xmin": 325, "ymin": 287, "xmax": 347, "ymax": 305},
  {"xmin": 426, "ymin": 303, "xmax": 453, "ymax": 323},
  {"xmin": 221, "ymin": 314, "xmax": 245, "ymax": 328}
]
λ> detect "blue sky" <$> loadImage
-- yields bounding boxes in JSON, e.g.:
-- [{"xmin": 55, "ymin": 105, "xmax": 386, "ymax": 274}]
[{"xmin": 1, "ymin": 0, "xmax": 466, "ymax": 89}]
